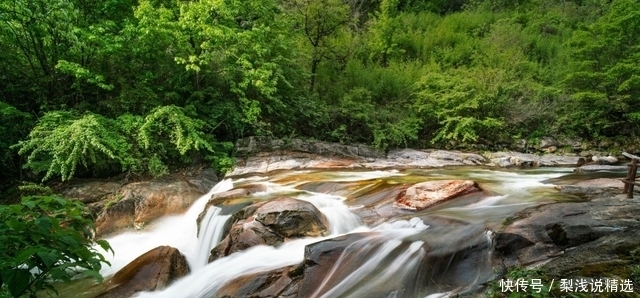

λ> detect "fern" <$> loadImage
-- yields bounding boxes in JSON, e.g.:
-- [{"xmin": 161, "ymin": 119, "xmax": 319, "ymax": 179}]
[
  {"xmin": 138, "ymin": 105, "xmax": 214, "ymax": 155},
  {"xmin": 14, "ymin": 112, "xmax": 126, "ymax": 181},
  {"xmin": 16, "ymin": 106, "xmax": 219, "ymax": 181}
]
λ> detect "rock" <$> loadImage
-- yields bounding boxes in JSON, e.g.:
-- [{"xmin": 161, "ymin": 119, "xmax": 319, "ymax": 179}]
[
  {"xmin": 297, "ymin": 233, "xmax": 370, "ymax": 298},
  {"xmin": 427, "ymin": 150, "xmax": 487, "ymax": 165},
  {"xmin": 62, "ymin": 167, "xmax": 217, "ymax": 237},
  {"xmin": 95, "ymin": 180, "xmax": 208, "ymax": 236},
  {"xmin": 298, "ymin": 226, "xmax": 493, "ymax": 297},
  {"xmin": 209, "ymin": 198, "xmax": 329, "ymax": 262},
  {"xmin": 485, "ymin": 152, "xmax": 580, "ymax": 167},
  {"xmin": 96, "ymin": 246, "xmax": 189, "ymax": 298},
  {"xmin": 539, "ymin": 137, "xmax": 559, "ymax": 149},
  {"xmin": 62, "ymin": 181, "xmax": 123, "ymax": 204},
  {"xmin": 573, "ymin": 164, "xmax": 627, "ymax": 173},
  {"xmin": 215, "ymin": 265, "xmax": 302, "ymax": 298},
  {"xmin": 394, "ymin": 180, "xmax": 480, "ymax": 211},
  {"xmin": 511, "ymin": 139, "xmax": 528, "ymax": 152},
  {"xmin": 557, "ymin": 137, "xmax": 583, "ymax": 151},
  {"xmin": 254, "ymin": 198, "xmax": 329, "ymax": 238},
  {"xmin": 235, "ymin": 136, "xmax": 384, "ymax": 159},
  {"xmin": 494, "ymin": 194, "xmax": 640, "ymax": 273}
]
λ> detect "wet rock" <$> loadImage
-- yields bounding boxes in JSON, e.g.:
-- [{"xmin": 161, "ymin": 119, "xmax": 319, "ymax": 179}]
[
  {"xmin": 215, "ymin": 265, "xmax": 302, "ymax": 298},
  {"xmin": 299, "ymin": 226, "xmax": 493, "ymax": 297},
  {"xmin": 209, "ymin": 198, "xmax": 329, "ymax": 262},
  {"xmin": 254, "ymin": 197, "xmax": 329, "ymax": 238},
  {"xmin": 494, "ymin": 194, "xmax": 640, "ymax": 273},
  {"xmin": 394, "ymin": 180, "xmax": 480, "ymax": 211},
  {"xmin": 96, "ymin": 246, "xmax": 189, "ymax": 298},
  {"xmin": 573, "ymin": 164, "xmax": 627, "ymax": 173},
  {"xmin": 95, "ymin": 180, "xmax": 209, "ymax": 236},
  {"xmin": 297, "ymin": 233, "xmax": 369, "ymax": 298}
]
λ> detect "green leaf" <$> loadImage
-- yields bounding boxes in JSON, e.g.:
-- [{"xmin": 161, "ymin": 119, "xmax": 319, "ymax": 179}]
[{"xmin": 2, "ymin": 269, "xmax": 32, "ymax": 297}]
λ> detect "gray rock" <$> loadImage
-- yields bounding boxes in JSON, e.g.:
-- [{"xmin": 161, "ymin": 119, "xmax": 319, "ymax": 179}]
[{"xmin": 539, "ymin": 136, "xmax": 559, "ymax": 149}]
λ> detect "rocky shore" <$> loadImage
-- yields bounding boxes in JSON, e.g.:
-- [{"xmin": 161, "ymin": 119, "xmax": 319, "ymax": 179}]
[{"xmin": 60, "ymin": 137, "xmax": 639, "ymax": 297}]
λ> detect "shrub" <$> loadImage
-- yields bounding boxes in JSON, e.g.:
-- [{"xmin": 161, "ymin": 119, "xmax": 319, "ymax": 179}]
[
  {"xmin": 0, "ymin": 196, "xmax": 111, "ymax": 298},
  {"xmin": 15, "ymin": 105, "xmax": 218, "ymax": 181}
]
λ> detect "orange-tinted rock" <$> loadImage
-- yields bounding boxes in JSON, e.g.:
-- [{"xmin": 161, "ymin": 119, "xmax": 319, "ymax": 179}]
[
  {"xmin": 95, "ymin": 246, "xmax": 189, "ymax": 298},
  {"xmin": 394, "ymin": 180, "xmax": 480, "ymax": 211}
]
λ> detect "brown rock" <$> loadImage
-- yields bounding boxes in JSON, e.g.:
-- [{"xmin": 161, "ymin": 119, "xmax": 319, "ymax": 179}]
[
  {"xmin": 254, "ymin": 197, "xmax": 329, "ymax": 238},
  {"xmin": 394, "ymin": 180, "xmax": 480, "ymax": 211},
  {"xmin": 95, "ymin": 181, "xmax": 206, "ymax": 236},
  {"xmin": 208, "ymin": 198, "xmax": 329, "ymax": 262},
  {"xmin": 63, "ymin": 181, "xmax": 123, "ymax": 204},
  {"xmin": 215, "ymin": 265, "xmax": 302, "ymax": 298},
  {"xmin": 96, "ymin": 246, "xmax": 189, "ymax": 298}
]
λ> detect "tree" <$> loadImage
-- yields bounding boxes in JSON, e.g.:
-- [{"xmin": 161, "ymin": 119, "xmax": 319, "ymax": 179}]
[
  {"xmin": 286, "ymin": 0, "xmax": 351, "ymax": 90},
  {"xmin": 563, "ymin": 0, "xmax": 640, "ymax": 137},
  {"xmin": 368, "ymin": 0, "xmax": 401, "ymax": 66},
  {"xmin": 0, "ymin": 196, "xmax": 111, "ymax": 298}
]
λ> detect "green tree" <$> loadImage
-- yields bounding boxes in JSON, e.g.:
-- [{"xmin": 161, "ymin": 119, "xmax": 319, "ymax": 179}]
[
  {"xmin": 0, "ymin": 196, "xmax": 111, "ymax": 298},
  {"xmin": 286, "ymin": 0, "xmax": 351, "ymax": 90},
  {"xmin": 368, "ymin": 0, "xmax": 402, "ymax": 66},
  {"xmin": 563, "ymin": 0, "xmax": 640, "ymax": 137}
]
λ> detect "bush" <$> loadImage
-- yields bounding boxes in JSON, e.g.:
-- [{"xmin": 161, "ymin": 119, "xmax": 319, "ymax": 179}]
[
  {"xmin": 15, "ymin": 105, "xmax": 219, "ymax": 181},
  {"xmin": 0, "ymin": 196, "xmax": 111, "ymax": 298}
]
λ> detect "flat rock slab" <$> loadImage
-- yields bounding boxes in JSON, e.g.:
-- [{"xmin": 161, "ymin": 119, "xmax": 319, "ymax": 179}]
[{"xmin": 394, "ymin": 180, "xmax": 480, "ymax": 211}]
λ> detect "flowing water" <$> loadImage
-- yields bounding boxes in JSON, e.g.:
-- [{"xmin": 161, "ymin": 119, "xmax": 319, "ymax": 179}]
[{"xmin": 89, "ymin": 166, "xmax": 578, "ymax": 297}]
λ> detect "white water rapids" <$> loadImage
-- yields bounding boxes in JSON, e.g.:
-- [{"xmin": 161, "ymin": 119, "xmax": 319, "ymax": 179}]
[{"xmin": 94, "ymin": 167, "xmax": 573, "ymax": 298}]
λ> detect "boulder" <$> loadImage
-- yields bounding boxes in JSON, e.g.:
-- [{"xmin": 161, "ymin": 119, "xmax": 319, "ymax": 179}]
[
  {"xmin": 209, "ymin": 198, "xmax": 329, "ymax": 262},
  {"xmin": 95, "ymin": 180, "xmax": 208, "ymax": 236},
  {"xmin": 493, "ymin": 193, "xmax": 640, "ymax": 274},
  {"xmin": 539, "ymin": 137, "xmax": 559, "ymax": 149},
  {"xmin": 63, "ymin": 167, "xmax": 217, "ymax": 237},
  {"xmin": 215, "ymin": 265, "xmax": 302, "ymax": 298},
  {"xmin": 395, "ymin": 180, "xmax": 480, "ymax": 211},
  {"xmin": 297, "ymin": 233, "xmax": 369, "ymax": 298},
  {"xmin": 62, "ymin": 181, "xmax": 123, "ymax": 204},
  {"xmin": 96, "ymin": 246, "xmax": 189, "ymax": 298},
  {"xmin": 254, "ymin": 197, "xmax": 329, "ymax": 238}
]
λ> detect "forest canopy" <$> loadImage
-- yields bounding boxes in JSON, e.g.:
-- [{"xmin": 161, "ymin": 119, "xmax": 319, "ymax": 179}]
[{"xmin": 1, "ymin": 0, "xmax": 639, "ymax": 190}]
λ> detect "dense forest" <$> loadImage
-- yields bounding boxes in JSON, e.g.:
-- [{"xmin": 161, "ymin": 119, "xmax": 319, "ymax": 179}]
[{"xmin": 1, "ymin": 0, "xmax": 640, "ymax": 195}]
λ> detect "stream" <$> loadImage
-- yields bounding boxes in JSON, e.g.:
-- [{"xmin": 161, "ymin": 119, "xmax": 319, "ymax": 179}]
[{"xmin": 76, "ymin": 166, "xmax": 598, "ymax": 297}]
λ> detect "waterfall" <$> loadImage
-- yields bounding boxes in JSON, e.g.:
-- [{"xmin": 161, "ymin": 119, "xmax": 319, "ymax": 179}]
[
  {"xmin": 98, "ymin": 179, "xmax": 234, "ymax": 277},
  {"xmin": 309, "ymin": 223, "xmax": 429, "ymax": 298},
  {"xmin": 94, "ymin": 168, "xmax": 573, "ymax": 298},
  {"xmin": 192, "ymin": 206, "xmax": 230, "ymax": 271}
]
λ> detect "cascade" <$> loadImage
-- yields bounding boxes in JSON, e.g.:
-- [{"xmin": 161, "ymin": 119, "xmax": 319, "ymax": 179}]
[{"xmin": 95, "ymin": 168, "xmax": 572, "ymax": 297}]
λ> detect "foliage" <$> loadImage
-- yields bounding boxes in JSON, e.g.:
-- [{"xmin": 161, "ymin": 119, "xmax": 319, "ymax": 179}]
[
  {"xmin": 0, "ymin": 196, "xmax": 111, "ymax": 298},
  {"xmin": 2, "ymin": 0, "xmax": 640, "ymax": 191},
  {"xmin": 563, "ymin": 0, "xmax": 640, "ymax": 137},
  {"xmin": 414, "ymin": 69, "xmax": 506, "ymax": 143},
  {"xmin": 14, "ymin": 111, "xmax": 126, "ymax": 181},
  {"xmin": 14, "ymin": 106, "xmax": 216, "ymax": 181}
]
